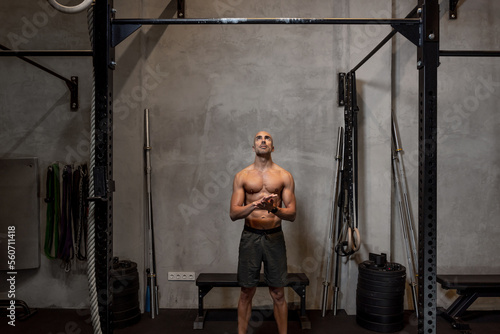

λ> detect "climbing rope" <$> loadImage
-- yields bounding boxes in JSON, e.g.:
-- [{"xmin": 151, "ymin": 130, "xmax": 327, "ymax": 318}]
[{"xmin": 86, "ymin": 2, "xmax": 102, "ymax": 333}]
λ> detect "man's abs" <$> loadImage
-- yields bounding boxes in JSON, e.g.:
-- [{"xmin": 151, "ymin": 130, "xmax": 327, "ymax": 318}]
[{"xmin": 245, "ymin": 209, "xmax": 281, "ymax": 230}]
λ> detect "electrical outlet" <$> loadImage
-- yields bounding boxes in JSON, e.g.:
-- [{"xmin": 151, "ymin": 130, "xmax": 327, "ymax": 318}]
[{"xmin": 168, "ymin": 272, "xmax": 195, "ymax": 281}]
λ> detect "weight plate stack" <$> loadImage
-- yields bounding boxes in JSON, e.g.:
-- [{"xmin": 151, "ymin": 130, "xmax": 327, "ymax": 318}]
[
  {"xmin": 110, "ymin": 258, "xmax": 141, "ymax": 329},
  {"xmin": 356, "ymin": 253, "xmax": 406, "ymax": 333}
]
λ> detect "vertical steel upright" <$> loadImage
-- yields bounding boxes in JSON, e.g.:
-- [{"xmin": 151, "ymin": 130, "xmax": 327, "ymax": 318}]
[
  {"xmin": 93, "ymin": 0, "xmax": 115, "ymax": 333},
  {"xmin": 417, "ymin": 1, "xmax": 439, "ymax": 333}
]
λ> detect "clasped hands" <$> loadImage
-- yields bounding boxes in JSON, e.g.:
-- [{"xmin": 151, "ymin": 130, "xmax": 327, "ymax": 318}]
[{"xmin": 253, "ymin": 194, "xmax": 278, "ymax": 213}]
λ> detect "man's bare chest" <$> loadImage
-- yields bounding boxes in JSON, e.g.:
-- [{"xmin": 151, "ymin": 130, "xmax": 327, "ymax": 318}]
[{"xmin": 243, "ymin": 171, "xmax": 283, "ymax": 195}]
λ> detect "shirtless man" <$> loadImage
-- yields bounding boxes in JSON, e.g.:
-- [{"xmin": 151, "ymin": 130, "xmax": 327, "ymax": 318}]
[{"xmin": 230, "ymin": 131, "xmax": 296, "ymax": 334}]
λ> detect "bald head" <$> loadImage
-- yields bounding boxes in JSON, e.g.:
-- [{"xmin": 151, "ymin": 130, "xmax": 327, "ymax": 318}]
[
  {"xmin": 252, "ymin": 131, "xmax": 274, "ymax": 155},
  {"xmin": 254, "ymin": 131, "xmax": 273, "ymax": 144}
]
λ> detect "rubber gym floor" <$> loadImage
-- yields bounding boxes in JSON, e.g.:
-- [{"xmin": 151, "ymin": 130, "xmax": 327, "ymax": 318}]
[{"xmin": 3, "ymin": 308, "xmax": 500, "ymax": 334}]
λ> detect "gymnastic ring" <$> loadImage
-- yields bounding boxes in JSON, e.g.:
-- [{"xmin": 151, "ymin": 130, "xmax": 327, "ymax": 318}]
[
  {"xmin": 352, "ymin": 227, "xmax": 361, "ymax": 251},
  {"xmin": 347, "ymin": 227, "xmax": 361, "ymax": 252},
  {"xmin": 47, "ymin": 0, "xmax": 93, "ymax": 14}
]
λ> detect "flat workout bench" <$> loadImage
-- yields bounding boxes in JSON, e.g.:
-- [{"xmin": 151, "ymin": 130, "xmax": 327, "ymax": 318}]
[
  {"xmin": 194, "ymin": 273, "xmax": 310, "ymax": 330},
  {"xmin": 437, "ymin": 274, "xmax": 500, "ymax": 330}
]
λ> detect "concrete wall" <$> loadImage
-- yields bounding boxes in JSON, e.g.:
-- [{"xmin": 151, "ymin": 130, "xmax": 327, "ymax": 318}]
[{"xmin": 0, "ymin": 0, "xmax": 499, "ymax": 317}]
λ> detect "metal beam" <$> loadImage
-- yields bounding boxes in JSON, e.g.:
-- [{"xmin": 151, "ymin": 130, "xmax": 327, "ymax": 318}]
[
  {"xmin": 93, "ymin": 0, "xmax": 115, "ymax": 333},
  {"xmin": 418, "ymin": 1, "xmax": 439, "ymax": 334},
  {"xmin": 111, "ymin": 17, "xmax": 420, "ymax": 47},
  {"xmin": 113, "ymin": 17, "xmax": 420, "ymax": 26},
  {"xmin": 0, "ymin": 50, "xmax": 93, "ymax": 57},
  {"xmin": 350, "ymin": 31, "xmax": 397, "ymax": 73},
  {"xmin": 349, "ymin": 7, "xmax": 419, "ymax": 73},
  {"xmin": 440, "ymin": 50, "xmax": 500, "ymax": 57}
]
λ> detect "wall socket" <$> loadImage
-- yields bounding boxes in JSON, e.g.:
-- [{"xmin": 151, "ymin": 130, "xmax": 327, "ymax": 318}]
[{"xmin": 168, "ymin": 272, "xmax": 195, "ymax": 281}]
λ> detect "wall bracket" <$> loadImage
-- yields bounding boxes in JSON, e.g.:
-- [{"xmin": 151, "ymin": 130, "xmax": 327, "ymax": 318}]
[
  {"xmin": 0, "ymin": 44, "xmax": 81, "ymax": 111},
  {"xmin": 67, "ymin": 76, "xmax": 79, "ymax": 111},
  {"xmin": 338, "ymin": 73, "xmax": 346, "ymax": 107},
  {"xmin": 111, "ymin": 23, "xmax": 142, "ymax": 48},
  {"xmin": 450, "ymin": 0, "xmax": 460, "ymax": 20},
  {"xmin": 392, "ymin": 24, "xmax": 420, "ymax": 47},
  {"xmin": 178, "ymin": 0, "xmax": 185, "ymax": 18}
]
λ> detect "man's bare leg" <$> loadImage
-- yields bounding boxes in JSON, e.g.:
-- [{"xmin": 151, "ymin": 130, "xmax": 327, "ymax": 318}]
[
  {"xmin": 269, "ymin": 287, "xmax": 287, "ymax": 334},
  {"xmin": 238, "ymin": 287, "xmax": 257, "ymax": 334}
]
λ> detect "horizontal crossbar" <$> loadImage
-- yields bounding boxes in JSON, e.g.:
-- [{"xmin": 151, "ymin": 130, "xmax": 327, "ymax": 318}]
[
  {"xmin": 440, "ymin": 50, "xmax": 500, "ymax": 57},
  {"xmin": 0, "ymin": 50, "xmax": 93, "ymax": 57},
  {"xmin": 113, "ymin": 17, "xmax": 420, "ymax": 26}
]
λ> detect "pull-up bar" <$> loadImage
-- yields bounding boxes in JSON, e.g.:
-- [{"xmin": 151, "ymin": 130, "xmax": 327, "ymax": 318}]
[
  {"xmin": 440, "ymin": 50, "xmax": 500, "ymax": 57},
  {"xmin": 0, "ymin": 50, "xmax": 93, "ymax": 57},
  {"xmin": 111, "ymin": 17, "xmax": 420, "ymax": 48},
  {"xmin": 113, "ymin": 17, "xmax": 420, "ymax": 26}
]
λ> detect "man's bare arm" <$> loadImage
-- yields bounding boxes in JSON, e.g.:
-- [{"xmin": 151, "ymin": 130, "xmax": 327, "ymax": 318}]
[
  {"xmin": 229, "ymin": 172, "xmax": 266, "ymax": 221},
  {"xmin": 272, "ymin": 171, "xmax": 296, "ymax": 222}
]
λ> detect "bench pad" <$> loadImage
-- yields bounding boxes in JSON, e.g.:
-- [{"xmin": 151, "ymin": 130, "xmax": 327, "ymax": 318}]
[
  {"xmin": 437, "ymin": 275, "xmax": 500, "ymax": 290},
  {"xmin": 196, "ymin": 273, "xmax": 309, "ymax": 287}
]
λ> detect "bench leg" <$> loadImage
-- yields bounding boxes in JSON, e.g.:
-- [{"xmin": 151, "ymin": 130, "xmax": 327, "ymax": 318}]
[
  {"xmin": 446, "ymin": 293, "xmax": 478, "ymax": 318},
  {"xmin": 437, "ymin": 307, "xmax": 471, "ymax": 331},
  {"xmin": 291, "ymin": 285, "xmax": 311, "ymax": 329},
  {"xmin": 299, "ymin": 286, "xmax": 311, "ymax": 330},
  {"xmin": 299, "ymin": 315, "xmax": 311, "ymax": 330},
  {"xmin": 194, "ymin": 311, "xmax": 207, "ymax": 330},
  {"xmin": 439, "ymin": 291, "xmax": 500, "ymax": 332},
  {"xmin": 194, "ymin": 286, "xmax": 212, "ymax": 330},
  {"xmin": 437, "ymin": 292, "xmax": 479, "ymax": 332}
]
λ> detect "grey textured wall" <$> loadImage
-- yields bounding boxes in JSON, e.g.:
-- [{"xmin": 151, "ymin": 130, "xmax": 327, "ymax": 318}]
[{"xmin": 0, "ymin": 0, "xmax": 499, "ymax": 316}]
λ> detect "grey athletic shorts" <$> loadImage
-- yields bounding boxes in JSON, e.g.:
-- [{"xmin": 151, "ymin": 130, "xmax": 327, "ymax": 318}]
[{"xmin": 237, "ymin": 225, "xmax": 288, "ymax": 288}]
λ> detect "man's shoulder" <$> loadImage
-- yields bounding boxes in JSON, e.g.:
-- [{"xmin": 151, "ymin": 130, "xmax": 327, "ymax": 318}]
[
  {"xmin": 235, "ymin": 164, "xmax": 255, "ymax": 177},
  {"xmin": 241, "ymin": 164, "xmax": 255, "ymax": 173},
  {"xmin": 273, "ymin": 165, "xmax": 294, "ymax": 189},
  {"xmin": 272, "ymin": 163, "xmax": 292, "ymax": 176}
]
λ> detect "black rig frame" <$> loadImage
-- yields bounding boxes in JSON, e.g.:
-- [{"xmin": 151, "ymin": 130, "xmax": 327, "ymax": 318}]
[
  {"xmin": 100, "ymin": 1, "xmax": 437, "ymax": 331},
  {"xmin": 2, "ymin": 0, "xmax": 500, "ymax": 333}
]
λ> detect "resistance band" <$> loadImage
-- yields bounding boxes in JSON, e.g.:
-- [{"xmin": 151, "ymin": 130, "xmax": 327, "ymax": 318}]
[
  {"xmin": 59, "ymin": 165, "xmax": 74, "ymax": 270},
  {"xmin": 74, "ymin": 164, "xmax": 89, "ymax": 260},
  {"xmin": 44, "ymin": 163, "xmax": 89, "ymax": 269},
  {"xmin": 44, "ymin": 164, "xmax": 61, "ymax": 259}
]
